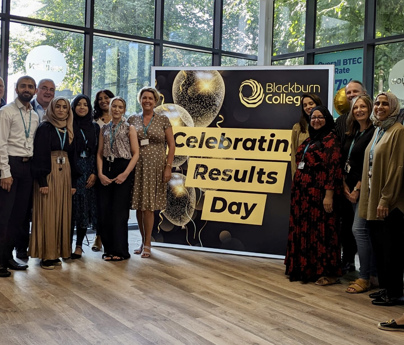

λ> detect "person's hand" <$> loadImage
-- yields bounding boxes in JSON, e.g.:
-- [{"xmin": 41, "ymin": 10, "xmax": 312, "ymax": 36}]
[
  {"xmin": 0, "ymin": 177, "xmax": 13, "ymax": 192},
  {"xmin": 115, "ymin": 172, "xmax": 128, "ymax": 185},
  {"xmin": 323, "ymin": 195, "xmax": 333, "ymax": 213},
  {"xmin": 85, "ymin": 174, "xmax": 97, "ymax": 189},
  {"xmin": 99, "ymin": 173, "xmax": 115, "ymax": 186},
  {"xmin": 39, "ymin": 187, "xmax": 49, "ymax": 195},
  {"xmin": 377, "ymin": 205, "xmax": 389, "ymax": 219},
  {"xmin": 347, "ymin": 190, "xmax": 360, "ymax": 203},
  {"xmin": 343, "ymin": 181, "xmax": 350, "ymax": 199},
  {"xmin": 71, "ymin": 188, "xmax": 76, "ymax": 195},
  {"xmin": 163, "ymin": 166, "xmax": 172, "ymax": 183}
]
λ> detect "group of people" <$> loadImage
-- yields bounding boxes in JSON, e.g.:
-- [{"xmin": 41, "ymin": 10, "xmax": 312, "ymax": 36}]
[
  {"xmin": 0, "ymin": 75, "xmax": 175, "ymax": 275},
  {"xmin": 286, "ymin": 80, "xmax": 404, "ymax": 331}
]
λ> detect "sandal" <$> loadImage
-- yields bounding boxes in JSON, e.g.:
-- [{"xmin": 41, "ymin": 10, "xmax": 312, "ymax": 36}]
[
  {"xmin": 111, "ymin": 256, "xmax": 124, "ymax": 261},
  {"xmin": 141, "ymin": 246, "xmax": 151, "ymax": 258},
  {"xmin": 102, "ymin": 253, "xmax": 113, "ymax": 261},
  {"xmin": 346, "ymin": 278, "xmax": 371, "ymax": 293},
  {"xmin": 315, "ymin": 276, "xmax": 341, "ymax": 286},
  {"xmin": 134, "ymin": 244, "xmax": 144, "ymax": 255}
]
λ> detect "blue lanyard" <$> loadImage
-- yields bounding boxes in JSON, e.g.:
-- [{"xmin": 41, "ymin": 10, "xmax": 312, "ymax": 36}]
[
  {"xmin": 369, "ymin": 128, "xmax": 385, "ymax": 168},
  {"xmin": 19, "ymin": 108, "xmax": 32, "ymax": 139},
  {"xmin": 300, "ymin": 142, "xmax": 311, "ymax": 162},
  {"xmin": 347, "ymin": 129, "xmax": 366, "ymax": 162},
  {"xmin": 80, "ymin": 129, "xmax": 88, "ymax": 147},
  {"xmin": 142, "ymin": 114, "xmax": 154, "ymax": 136},
  {"xmin": 55, "ymin": 128, "xmax": 67, "ymax": 150},
  {"xmin": 109, "ymin": 120, "xmax": 122, "ymax": 151}
]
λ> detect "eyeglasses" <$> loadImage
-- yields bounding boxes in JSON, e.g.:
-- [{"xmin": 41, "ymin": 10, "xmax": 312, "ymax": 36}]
[
  {"xmin": 40, "ymin": 86, "xmax": 55, "ymax": 93},
  {"xmin": 311, "ymin": 116, "xmax": 325, "ymax": 121}
]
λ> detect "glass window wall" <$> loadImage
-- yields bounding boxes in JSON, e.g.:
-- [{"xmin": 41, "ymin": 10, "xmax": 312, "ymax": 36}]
[
  {"xmin": 272, "ymin": 0, "xmax": 305, "ymax": 56},
  {"xmin": 315, "ymin": 0, "xmax": 365, "ymax": 48},
  {"xmin": 222, "ymin": 0, "xmax": 259, "ymax": 55}
]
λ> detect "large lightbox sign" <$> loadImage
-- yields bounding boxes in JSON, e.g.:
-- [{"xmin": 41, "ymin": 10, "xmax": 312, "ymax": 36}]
[
  {"xmin": 315, "ymin": 49, "xmax": 363, "ymax": 118},
  {"xmin": 151, "ymin": 66, "xmax": 334, "ymax": 257}
]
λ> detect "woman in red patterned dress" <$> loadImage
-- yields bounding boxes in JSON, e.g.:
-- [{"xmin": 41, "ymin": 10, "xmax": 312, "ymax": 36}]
[{"xmin": 285, "ymin": 105, "xmax": 343, "ymax": 285}]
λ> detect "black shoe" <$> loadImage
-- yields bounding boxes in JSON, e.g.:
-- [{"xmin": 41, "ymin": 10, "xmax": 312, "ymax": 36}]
[
  {"xmin": 372, "ymin": 296, "xmax": 404, "ymax": 306},
  {"xmin": 71, "ymin": 246, "xmax": 83, "ymax": 260},
  {"xmin": 50, "ymin": 259, "xmax": 62, "ymax": 266},
  {"xmin": 0, "ymin": 266, "xmax": 11, "ymax": 277},
  {"xmin": 378, "ymin": 319, "xmax": 404, "ymax": 331},
  {"xmin": 16, "ymin": 251, "xmax": 28, "ymax": 260},
  {"xmin": 369, "ymin": 289, "xmax": 386, "ymax": 299},
  {"xmin": 40, "ymin": 260, "xmax": 55, "ymax": 270},
  {"xmin": 7, "ymin": 259, "xmax": 28, "ymax": 270}
]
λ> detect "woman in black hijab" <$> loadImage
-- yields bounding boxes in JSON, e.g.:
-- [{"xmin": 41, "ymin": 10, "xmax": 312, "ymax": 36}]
[
  {"xmin": 71, "ymin": 95, "xmax": 100, "ymax": 259},
  {"xmin": 285, "ymin": 105, "xmax": 343, "ymax": 285}
]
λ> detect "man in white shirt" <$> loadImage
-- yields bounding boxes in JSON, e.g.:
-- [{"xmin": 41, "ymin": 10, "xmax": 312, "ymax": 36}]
[
  {"xmin": 0, "ymin": 75, "xmax": 39, "ymax": 277},
  {"xmin": 30, "ymin": 79, "xmax": 55, "ymax": 122}
]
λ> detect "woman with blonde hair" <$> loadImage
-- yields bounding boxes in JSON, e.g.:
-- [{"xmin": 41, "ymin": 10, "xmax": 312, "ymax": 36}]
[
  {"xmin": 341, "ymin": 95, "xmax": 376, "ymax": 293},
  {"xmin": 128, "ymin": 87, "xmax": 175, "ymax": 258},
  {"xmin": 97, "ymin": 96, "xmax": 139, "ymax": 261}
]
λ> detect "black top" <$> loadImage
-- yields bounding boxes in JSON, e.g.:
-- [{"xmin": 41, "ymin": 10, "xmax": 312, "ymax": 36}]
[
  {"xmin": 335, "ymin": 112, "xmax": 348, "ymax": 144},
  {"xmin": 73, "ymin": 122, "xmax": 100, "ymax": 176},
  {"xmin": 341, "ymin": 125, "xmax": 375, "ymax": 190},
  {"xmin": 32, "ymin": 122, "xmax": 79, "ymax": 188}
]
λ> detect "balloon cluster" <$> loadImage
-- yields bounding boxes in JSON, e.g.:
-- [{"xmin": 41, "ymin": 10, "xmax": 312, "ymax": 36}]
[{"xmin": 158, "ymin": 70, "xmax": 226, "ymax": 244}]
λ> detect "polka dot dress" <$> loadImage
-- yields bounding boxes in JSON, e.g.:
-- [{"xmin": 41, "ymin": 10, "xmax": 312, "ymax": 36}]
[{"xmin": 128, "ymin": 113, "xmax": 171, "ymax": 211}]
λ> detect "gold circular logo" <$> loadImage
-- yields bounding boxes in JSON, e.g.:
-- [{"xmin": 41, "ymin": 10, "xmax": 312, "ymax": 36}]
[{"xmin": 239, "ymin": 79, "xmax": 264, "ymax": 108}]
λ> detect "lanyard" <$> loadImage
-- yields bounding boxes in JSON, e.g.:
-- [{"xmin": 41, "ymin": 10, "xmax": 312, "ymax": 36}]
[
  {"xmin": 300, "ymin": 142, "xmax": 311, "ymax": 162},
  {"xmin": 80, "ymin": 129, "xmax": 88, "ymax": 147},
  {"xmin": 55, "ymin": 128, "xmax": 67, "ymax": 150},
  {"xmin": 346, "ymin": 129, "xmax": 366, "ymax": 162},
  {"xmin": 369, "ymin": 127, "xmax": 385, "ymax": 169},
  {"xmin": 142, "ymin": 114, "xmax": 154, "ymax": 136},
  {"xmin": 19, "ymin": 108, "xmax": 32, "ymax": 139},
  {"xmin": 109, "ymin": 120, "xmax": 122, "ymax": 151}
]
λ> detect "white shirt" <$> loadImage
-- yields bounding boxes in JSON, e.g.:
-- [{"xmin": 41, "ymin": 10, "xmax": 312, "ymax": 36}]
[{"xmin": 0, "ymin": 98, "xmax": 39, "ymax": 178}]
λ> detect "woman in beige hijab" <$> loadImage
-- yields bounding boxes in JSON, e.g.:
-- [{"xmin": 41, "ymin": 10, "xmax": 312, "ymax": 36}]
[{"xmin": 30, "ymin": 97, "xmax": 78, "ymax": 270}]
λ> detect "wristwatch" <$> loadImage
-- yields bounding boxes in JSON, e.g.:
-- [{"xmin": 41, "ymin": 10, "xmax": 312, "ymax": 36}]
[{"xmin": 353, "ymin": 186, "xmax": 360, "ymax": 192}]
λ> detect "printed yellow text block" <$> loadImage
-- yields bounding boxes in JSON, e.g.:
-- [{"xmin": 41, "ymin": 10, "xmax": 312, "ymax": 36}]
[
  {"xmin": 201, "ymin": 190, "xmax": 267, "ymax": 225},
  {"xmin": 173, "ymin": 126, "xmax": 291, "ymax": 161},
  {"xmin": 186, "ymin": 157, "xmax": 288, "ymax": 194}
]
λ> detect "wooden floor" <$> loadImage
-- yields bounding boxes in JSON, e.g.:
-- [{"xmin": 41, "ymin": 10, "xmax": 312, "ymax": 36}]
[{"xmin": 1, "ymin": 230, "xmax": 403, "ymax": 345}]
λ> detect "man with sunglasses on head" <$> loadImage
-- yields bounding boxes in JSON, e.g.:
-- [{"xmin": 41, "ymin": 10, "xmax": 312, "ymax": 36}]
[{"xmin": 31, "ymin": 79, "xmax": 55, "ymax": 122}]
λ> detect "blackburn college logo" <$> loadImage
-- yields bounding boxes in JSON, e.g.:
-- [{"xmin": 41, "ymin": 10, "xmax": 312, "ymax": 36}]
[{"xmin": 239, "ymin": 79, "xmax": 264, "ymax": 108}]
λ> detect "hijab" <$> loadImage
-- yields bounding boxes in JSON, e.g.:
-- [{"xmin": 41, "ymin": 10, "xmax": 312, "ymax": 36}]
[
  {"xmin": 43, "ymin": 96, "xmax": 74, "ymax": 144},
  {"xmin": 370, "ymin": 92, "xmax": 400, "ymax": 131},
  {"xmin": 308, "ymin": 105, "xmax": 335, "ymax": 141},
  {"xmin": 71, "ymin": 94, "xmax": 97, "ymax": 154}
]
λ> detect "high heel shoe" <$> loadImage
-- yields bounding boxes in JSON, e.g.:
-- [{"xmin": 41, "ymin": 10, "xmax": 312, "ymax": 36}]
[{"xmin": 71, "ymin": 246, "xmax": 83, "ymax": 259}]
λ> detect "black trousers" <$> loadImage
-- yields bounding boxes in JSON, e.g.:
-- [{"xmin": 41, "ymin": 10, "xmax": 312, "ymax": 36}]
[
  {"xmin": 98, "ymin": 158, "xmax": 133, "ymax": 259},
  {"xmin": 0, "ymin": 157, "xmax": 33, "ymax": 264},
  {"xmin": 368, "ymin": 208, "xmax": 404, "ymax": 299}
]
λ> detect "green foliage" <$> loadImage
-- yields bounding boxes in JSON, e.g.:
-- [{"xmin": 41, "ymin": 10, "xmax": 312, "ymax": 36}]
[{"xmin": 273, "ymin": 0, "xmax": 306, "ymax": 56}]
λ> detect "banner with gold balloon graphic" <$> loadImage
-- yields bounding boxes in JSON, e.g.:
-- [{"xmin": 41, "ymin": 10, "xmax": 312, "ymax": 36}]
[{"xmin": 151, "ymin": 66, "xmax": 334, "ymax": 258}]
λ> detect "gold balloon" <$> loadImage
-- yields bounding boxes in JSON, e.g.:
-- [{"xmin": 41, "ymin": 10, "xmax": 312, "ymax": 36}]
[
  {"xmin": 163, "ymin": 173, "xmax": 196, "ymax": 227},
  {"xmin": 334, "ymin": 87, "xmax": 351, "ymax": 115},
  {"xmin": 158, "ymin": 214, "xmax": 175, "ymax": 232},
  {"xmin": 155, "ymin": 103, "xmax": 194, "ymax": 168},
  {"xmin": 172, "ymin": 70, "xmax": 225, "ymax": 127}
]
